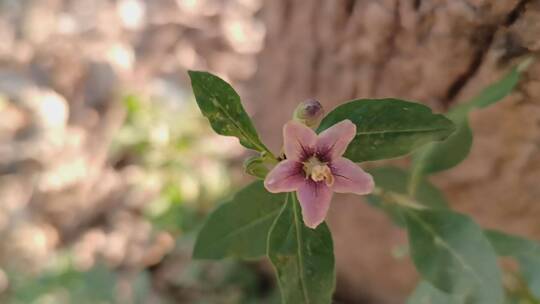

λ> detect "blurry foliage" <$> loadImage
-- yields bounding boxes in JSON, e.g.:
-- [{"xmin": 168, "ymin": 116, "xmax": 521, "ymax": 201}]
[
  {"xmin": 7, "ymin": 251, "xmax": 278, "ymax": 304},
  {"xmin": 2, "ymin": 93, "xmax": 276, "ymax": 303},
  {"xmin": 173, "ymin": 257, "xmax": 280, "ymax": 304},
  {"xmin": 8, "ymin": 255, "xmax": 146, "ymax": 304},
  {"xmin": 0, "ymin": 0, "xmax": 273, "ymax": 301},
  {"xmin": 112, "ymin": 93, "xmax": 238, "ymax": 232},
  {"xmin": 504, "ymin": 273, "xmax": 539, "ymax": 304}
]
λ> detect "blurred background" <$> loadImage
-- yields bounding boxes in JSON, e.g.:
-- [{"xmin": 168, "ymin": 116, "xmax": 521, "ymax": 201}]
[{"xmin": 0, "ymin": 0, "xmax": 539, "ymax": 303}]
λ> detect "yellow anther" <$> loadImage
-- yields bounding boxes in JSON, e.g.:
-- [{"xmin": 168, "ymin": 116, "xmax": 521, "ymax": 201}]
[{"xmin": 303, "ymin": 157, "xmax": 334, "ymax": 186}]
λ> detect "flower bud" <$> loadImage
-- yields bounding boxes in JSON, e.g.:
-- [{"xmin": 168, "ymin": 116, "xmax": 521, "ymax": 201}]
[
  {"xmin": 243, "ymin": 156, "xmax": 269, "ymax": 179},
  {"xmin": 293, "ymin": 98, "xmax": 324, "ymax": 128}
]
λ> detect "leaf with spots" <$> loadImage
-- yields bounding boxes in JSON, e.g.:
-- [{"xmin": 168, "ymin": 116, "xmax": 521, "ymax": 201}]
[
  {"xmin": 405, "ymin": 209, "xmax": 505, "ymax": 304},
  {"xmin": 317, "ymin": 99, "xmax": 455, "ymax": 162},
  {"xmin": 267, "ymin": 193, "xmax": 335, "ymax": 304},
  {"xmin": 188, "ymin": 71, "xmax": 271, "ymax": 154}
]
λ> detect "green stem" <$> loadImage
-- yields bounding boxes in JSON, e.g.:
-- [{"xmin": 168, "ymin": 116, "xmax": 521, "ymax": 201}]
[
  {"xmin": 375, "ymin": 187, "xmax": 426, "ymax": 210},
  {"xmin": 262, "ymin": 150, "xmax": 279, "ymax": 164},
  {"xmin": 408, "ymin": 155, "xmax": 427, "ymax": 197},
  {"xmin": 291, "ymin": 193, "xmax": 310, "ymax": 303}
]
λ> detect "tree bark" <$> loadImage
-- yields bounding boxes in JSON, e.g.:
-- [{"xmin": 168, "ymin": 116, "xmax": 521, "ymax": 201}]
[{"xmin": 249, "ymin": 1, "xmax": 540, "ymax": 302}]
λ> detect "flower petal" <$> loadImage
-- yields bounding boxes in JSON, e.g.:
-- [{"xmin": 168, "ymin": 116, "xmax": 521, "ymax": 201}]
[
  {"xmin": 297, "ymin": 182, "xmax": 333, "ymax": 229},
  {"xmin": 264, "ymin": 160, "xmax": 304, "ymax": 193},
  {"xmin": 316, "ymin": 120, "xmax": 356, "ymax": 160},
  {"xmin": 283, "ymin": 121, "xmax": 317, "ymax": 161},
  {"xmin": 331, "ymin": 157, "xmax": 374, "ymax": 195}
]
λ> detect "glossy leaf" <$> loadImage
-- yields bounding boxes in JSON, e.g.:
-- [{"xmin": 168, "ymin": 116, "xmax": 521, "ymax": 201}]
[
  {"xmin": 267, "ymin": 194, "xmax": 335, "ymax": 304},
  {"xmin": 367, "ymin": 166, "xmax": 448, "ymax": 226},
  {"xmin": 317, "ymin": 99, "xmax": 455, "ymax": 162},
  {"xmin": 412, "ymin": 63, "xmax": 527, "ymax": 177},
  {"xmin": 486, "ymin": 230, "xmax": 540, "ymax": 299},
  {"xmin": 188, "ymin": 71, "xmax": 270, "ymax": 153},
  {"xmin": 405, "ymin": 209, "xmax": 504, "ymax": 304},
  {"xmin": 193, "ymin": 181, "xmax": 284, "ymax": 260}
]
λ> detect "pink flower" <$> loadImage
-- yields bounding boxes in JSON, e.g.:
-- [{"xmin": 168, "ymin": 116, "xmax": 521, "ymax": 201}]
[{"xmin": 264, "ymin": 120, "xmax": 374, "ymax": 229}]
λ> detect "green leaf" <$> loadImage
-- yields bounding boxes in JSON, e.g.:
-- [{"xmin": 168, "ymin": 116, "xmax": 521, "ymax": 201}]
[
  {"xmin": 267, "ymin": 193, "xmax": 335, "ymax": 304},
  {"xmin": 369, "ymin": 167, "xmax": 448, "ymax": 208},
  {"xmin": 317, "ymin": 99, "xmax": 455, "ymax": 162},
  {"xmin": 468, "ymin": 67, "xmax": 521, "ymax": 109},
  {"xmin": 407, "ymin": 281, "xmax": 462, "ymax": 304},
  {"xmin": 12, "ymin": 263, "xmax": 119, "ymax": 304},
  {"xmin": 485, "ymin": 230, "xmax": 540, "ymax": 256},
  {"xmin": 412, "ymin": 63, "xmax": 527, "ymax": 177},
  {"xmin": 412, "ymin": 112, "xmax": 473, "ymax": 176},
  {"xmin": 188, "ymin": 71, "xmax": 270, "ymax": 154},
  {"xmin": 193, "ymin": 181, "xmax": 284, "ymax": 260},
  {"xmin": 405, "ymin": 209, "xmax": 504, "ymax": 304},
  {"xmin": 486, "ymin": 230, "xmax": 540, "ymax": 299},
  {"xmin": 367, "ymin": 166, "xmax": 448, "ymax": 226}
]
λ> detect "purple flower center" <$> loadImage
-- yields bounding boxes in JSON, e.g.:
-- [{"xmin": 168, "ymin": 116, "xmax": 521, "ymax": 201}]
[{"xmin": 300, "ymin": 152, "xmax": 335, "ymax": 187}]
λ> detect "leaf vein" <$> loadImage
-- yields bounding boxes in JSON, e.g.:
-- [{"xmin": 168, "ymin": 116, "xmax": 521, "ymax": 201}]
[
  {"xmin": 211, "ymin": 209, "xmax": 281, "ymax": 249},
  {"xmin": 355, "ymin": 127, "xmax": 451, "ymax": 136},
  {"xmin": 408, "ymin": 212, "xmax": 484, "ymax": 285},
  {"xmin": 206, "ymin": 91, "xmax": 267, "ymax": 153}
]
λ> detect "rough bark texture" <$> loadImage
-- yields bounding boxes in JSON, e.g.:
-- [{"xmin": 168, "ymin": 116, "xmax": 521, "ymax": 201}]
[{"xmin": 249, "ymin": 1, "xmax": 540, "ymax": 303}]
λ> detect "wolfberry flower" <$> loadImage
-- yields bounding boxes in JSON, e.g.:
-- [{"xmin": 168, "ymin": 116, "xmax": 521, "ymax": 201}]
[{"xmin": 264, "ymin": 120, "xmax": 374, "ymax": 228}]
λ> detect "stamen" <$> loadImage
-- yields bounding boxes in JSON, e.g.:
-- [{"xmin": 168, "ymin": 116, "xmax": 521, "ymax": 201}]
[{"xmin": 302, "ymin": 156, "xmax": 334, "ymax": 186}]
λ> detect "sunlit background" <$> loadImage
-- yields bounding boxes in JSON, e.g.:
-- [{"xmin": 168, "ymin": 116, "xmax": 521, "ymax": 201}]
[
  {"xmin": 0, "ymin": 0, "xmax": 275, "ymax": 303},
  {"xmin": 2, "ymin": 0, "xmax": 539, "ymax": 303}
]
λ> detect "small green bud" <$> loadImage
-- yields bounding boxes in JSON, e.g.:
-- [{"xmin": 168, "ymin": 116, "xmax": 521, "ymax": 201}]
[
  {"xmin": 261, "ymin": 151, "xmax": 279, "ymax": 164},
  {"xmin": 243, "ymin": 156, "xmax": 269, "ymax": 179},
  {"xmin": 293, "ymin": 98, "xmax": 324, "ymax": 128}
]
